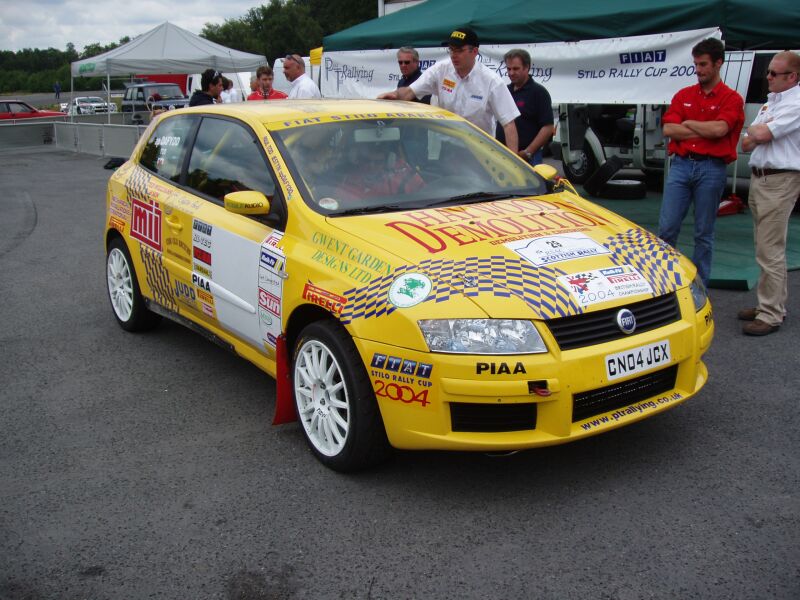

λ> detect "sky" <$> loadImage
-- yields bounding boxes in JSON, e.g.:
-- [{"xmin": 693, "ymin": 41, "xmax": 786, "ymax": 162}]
[{"xmin": 0, "ymin": 1, "xmax": 257, "ymax": 52}]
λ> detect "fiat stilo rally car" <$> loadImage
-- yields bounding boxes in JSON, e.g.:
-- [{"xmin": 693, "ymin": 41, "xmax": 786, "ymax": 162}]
[{"xmin": 105, "ymin": 99, "xmax": 713, "ymax": 471}]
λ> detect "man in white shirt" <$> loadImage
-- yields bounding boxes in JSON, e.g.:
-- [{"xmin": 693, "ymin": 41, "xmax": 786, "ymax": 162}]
[
  {"xmin": 283, "ymin": 54, "xmax": 321, "ymax": 99},
  {"xmin": 378, "ymin": 27, "xmax": 519, "ymax": 152},
  {"xmin": 739, "ymin": 51, "xmax": 800, "ymax": 336}
]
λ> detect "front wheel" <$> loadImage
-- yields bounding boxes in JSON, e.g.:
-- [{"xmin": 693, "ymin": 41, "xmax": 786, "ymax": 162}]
[
  {"xmin": 562, "ymin": 142, "xmax": 598, "ymax": 184},
  {"xmin": 106, "ymin": 237, "xmax": 161, "ymax": 332},
  {"xmin": 293, "ymin": 320, "xmax": 391, "ymax": 471}
]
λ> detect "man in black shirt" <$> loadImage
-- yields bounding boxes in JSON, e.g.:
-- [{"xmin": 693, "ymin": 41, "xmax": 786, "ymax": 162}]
[
  {"xmin": 496, "ymin": 49, "xmax": 554, "ymax": 165},
  {"xmin": 189, "ymin": 69, "xmax": 223, "ymax": 106},
  {"xmin": 396, "ymin": 47, "xmax": 431, "ymax": 105}
]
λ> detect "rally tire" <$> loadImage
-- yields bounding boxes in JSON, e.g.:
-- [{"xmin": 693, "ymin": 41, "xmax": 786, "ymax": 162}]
[
  {"xmin": 293, "ymin": 320, "xmax": 391, "ymax": 472},
  {"xmin": 106, "ymin": 237, "xmax": 161, "ymax": 332},
  {"xmin": 562, "ymin": 142, "xmax": 598, "ymax": 184},
  {"xmin": 597, "ymin": 178, "xmax": 648, "ymax": 200},
  {"xmin": 583, "ymin": 155, "xmax": 624, "ymax": 196}
]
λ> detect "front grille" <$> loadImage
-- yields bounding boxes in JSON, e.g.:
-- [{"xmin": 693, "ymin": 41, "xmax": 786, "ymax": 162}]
[
  {"xmin": 572, "ymin": 365, "xmax": 678, "ymax": 422},
  {"xmin": 547, "ymin": 293, "xmax": 680, "ymax": 350},
  {"xmin": 450, "ymin": 402, "xmax": 537, "ymax": 432}
]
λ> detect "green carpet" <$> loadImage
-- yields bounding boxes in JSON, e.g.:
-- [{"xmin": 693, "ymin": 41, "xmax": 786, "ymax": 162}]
[{"xmin": 580, "ymin": 188, "xmax": 800, "ymax": 290}]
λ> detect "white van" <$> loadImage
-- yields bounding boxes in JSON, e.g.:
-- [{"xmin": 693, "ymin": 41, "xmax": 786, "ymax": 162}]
[{"xmin": 554, "ymin": 50, "xmax": 785, "ymax": 187}]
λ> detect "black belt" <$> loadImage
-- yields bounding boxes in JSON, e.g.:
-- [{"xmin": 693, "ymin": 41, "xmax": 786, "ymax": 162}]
[
  {"xmin": 751, "ymin": 167, "xmax": 796, "ymax": 177},
  {"xmin": 683, "ymin": 152, "xmax": 724, "ymax": 162}
]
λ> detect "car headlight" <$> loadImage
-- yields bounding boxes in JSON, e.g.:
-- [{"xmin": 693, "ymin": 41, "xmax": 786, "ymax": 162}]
[
  {"xmin": 418, "ymin": 319, "xmax": 547, "ymax": 354},
  {"xmin": 689, "ymin": 275, "xmax": 708, "ymax": 311}
]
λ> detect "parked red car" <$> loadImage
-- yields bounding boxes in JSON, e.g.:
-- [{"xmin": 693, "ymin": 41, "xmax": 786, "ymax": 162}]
[{"xmin": 0, "ymin": 100, "xmax": 66, "ymax": 120}]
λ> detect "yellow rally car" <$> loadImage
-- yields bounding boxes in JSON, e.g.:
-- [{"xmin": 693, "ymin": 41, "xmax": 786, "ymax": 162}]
[{"xmin": 105, "ymin": 100, "xmax": 714, "ymax": 471}]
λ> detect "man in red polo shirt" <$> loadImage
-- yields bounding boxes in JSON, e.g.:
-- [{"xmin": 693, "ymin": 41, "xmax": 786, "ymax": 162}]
[
  {"xmin": 247, "ymin": 65, "xmax": 288, "ymax": 101},
  {"xmin": 658, "ymin": 37, "xmax": 744, "ymax": 287}
]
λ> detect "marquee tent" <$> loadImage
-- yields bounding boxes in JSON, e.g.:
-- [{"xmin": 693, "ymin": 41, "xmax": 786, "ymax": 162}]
[
  {"xmin": 69, "ymin": 21, "xmax": 267, "ymax": 122},
  {"xmin": 71, "ymin": 21, "xmax": 267, "ymax": 77},
  {"xmin": 324, "ymin": 0, "xmax": 799, "ymax": 51}
]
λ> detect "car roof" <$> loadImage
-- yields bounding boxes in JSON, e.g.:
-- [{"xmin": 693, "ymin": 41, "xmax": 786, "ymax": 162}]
[
  {"xmin": 131, "ymin": 82, "xmax": 181, "ymax": 87},
  {"xmin": 173, "ymin": 99, "xmax": 458, "ymax": 129}
]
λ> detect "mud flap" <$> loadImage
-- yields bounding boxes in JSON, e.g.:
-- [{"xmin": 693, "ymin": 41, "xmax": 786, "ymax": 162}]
[{"xmin": 272, "ymin": 333, "xmax": 297, "ymax": 425}]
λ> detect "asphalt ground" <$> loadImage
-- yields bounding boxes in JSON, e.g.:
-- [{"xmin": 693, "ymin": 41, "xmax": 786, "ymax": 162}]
[{"xmin": 1, "ymin": 149, "xmax": 798, "ymax": 600}]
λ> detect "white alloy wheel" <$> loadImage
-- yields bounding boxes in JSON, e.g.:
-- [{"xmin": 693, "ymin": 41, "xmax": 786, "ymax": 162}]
[
  {"xmin": 294, "ymin": 339, "xmax": 350, "ymax": 456},
  {"xmin": 107, "ymin": 247, "xmax": 134, "ymax": 322}
]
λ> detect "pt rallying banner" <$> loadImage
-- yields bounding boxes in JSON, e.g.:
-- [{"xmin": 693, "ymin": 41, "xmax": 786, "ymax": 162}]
[{"xmin": 322, "ymin": 27, "xmax": 722, "ymax": 104}]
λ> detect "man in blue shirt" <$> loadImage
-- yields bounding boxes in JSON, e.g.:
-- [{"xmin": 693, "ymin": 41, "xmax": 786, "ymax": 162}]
[
  {"xmin": 396, "ymin": 47, "xmax": 431, "ymax": 105},
  {"xmin": 496, "ymin": 49, "xmax": 554, "ymax": 165}
]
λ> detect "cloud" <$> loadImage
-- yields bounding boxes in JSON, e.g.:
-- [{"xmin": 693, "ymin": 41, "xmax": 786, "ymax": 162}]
[{"xmin": 0, "ymin": 0, "xmax": 256, "ymax": 52}]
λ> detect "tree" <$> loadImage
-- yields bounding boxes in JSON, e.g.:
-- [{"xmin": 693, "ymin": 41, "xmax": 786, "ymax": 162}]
[{"xmin": 200, "ymin": 0, "xmax": 376, "ymax": 63}]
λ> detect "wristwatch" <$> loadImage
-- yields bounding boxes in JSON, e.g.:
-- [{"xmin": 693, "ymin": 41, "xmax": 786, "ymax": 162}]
[{"xmin": 523, "ymin": 150, "xmax": 532, "ymax": 158}]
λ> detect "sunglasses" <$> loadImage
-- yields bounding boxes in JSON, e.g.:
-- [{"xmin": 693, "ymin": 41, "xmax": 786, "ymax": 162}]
[
  {"xmin": 285, "ymin": 55, "xmax": 304, "ymax": 66},
  {"xmin": 766, "ymin": 69, "xmax": 794, "ymax": 77},
  {"xmin": 398, "ymin": 60, "xmax": 413, "ymax": 65}
]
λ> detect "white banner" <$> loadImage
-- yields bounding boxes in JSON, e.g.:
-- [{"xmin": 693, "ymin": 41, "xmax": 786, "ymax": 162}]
[{"xmin": 321, "ymin": 27, "xmax": 722, "ymax": 105}]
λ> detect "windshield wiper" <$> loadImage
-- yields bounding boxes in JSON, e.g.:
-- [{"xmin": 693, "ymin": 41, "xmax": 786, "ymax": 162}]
[
  {"xmin": 331, "ymin": 204, "xmax": 405, "ymax": 217},
  {"xmin": 425, "ymin": 191, "xmax": 532, "ymax": 207}
]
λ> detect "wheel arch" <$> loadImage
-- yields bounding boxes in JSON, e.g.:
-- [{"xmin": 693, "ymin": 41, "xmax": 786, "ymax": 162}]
[
  {"xmin": 284, "ymin": 303, "xmax": 345, "ymax": 358},
  {"xmin": 105, "ymin": 227, "xmax": 125, "ymax": 253}
]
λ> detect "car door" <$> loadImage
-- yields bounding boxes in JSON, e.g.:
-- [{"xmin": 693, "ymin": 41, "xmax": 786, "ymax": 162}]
[
  {"xmin": 173, "ymin": 115, "xmax": 286, "ymax": 358},
  {"xmin": 10, "ymin": 102, "xmax": 37, "ymax": 118}
]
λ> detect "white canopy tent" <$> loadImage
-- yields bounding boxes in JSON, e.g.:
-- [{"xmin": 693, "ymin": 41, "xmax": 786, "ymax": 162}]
[{"xmin": 70, "ymin": 21, "xmax": 268, "ymax": 121}]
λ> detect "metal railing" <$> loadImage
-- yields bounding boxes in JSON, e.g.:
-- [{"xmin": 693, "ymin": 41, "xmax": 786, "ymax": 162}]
[{"xmin": 1, "ymin": 120, "xmax": 147, "ymax": 157}]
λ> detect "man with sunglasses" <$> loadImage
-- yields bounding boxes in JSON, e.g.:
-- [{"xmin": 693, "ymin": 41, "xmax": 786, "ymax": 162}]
[
  {"xmin": 738, "ymin": 51, "xmax": 800, "ymax": 336},
  {"xmin": 657, "ymin": 37, "xmax": 744, "ymax": 288},
  {"xmin": 189, "ymin": 69, "xmax": 223, "ymax": 106},
  {"xmin": 379, "ymin": 27, "xmax": 519, "ymax": 153},
  {"xmin": 283, "ymin": 54, "xmax": 321, "ymax": 99},
  {"xmin": 395, "ymin": 47, "xmax": 430, "ymax": 104}
]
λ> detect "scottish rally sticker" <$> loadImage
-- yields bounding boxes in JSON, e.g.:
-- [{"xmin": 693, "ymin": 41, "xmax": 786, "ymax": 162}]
[{"xmin": 506, "ymin": 232, "xmax": 610, "ymax": 266}]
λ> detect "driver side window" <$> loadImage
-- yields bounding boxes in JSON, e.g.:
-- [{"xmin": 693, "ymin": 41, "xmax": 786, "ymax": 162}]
[{"xmin": 186, "ymin": 117, "xmax": 276, "ymax": 203}]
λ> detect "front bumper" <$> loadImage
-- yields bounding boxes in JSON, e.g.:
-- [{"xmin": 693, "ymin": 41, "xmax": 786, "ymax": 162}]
[{"xmin": 353, "ymin": 293, "xmax": 713, "ymax": 451}]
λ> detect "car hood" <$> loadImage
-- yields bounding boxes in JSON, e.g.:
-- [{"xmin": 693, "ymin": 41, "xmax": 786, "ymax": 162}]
[{"xmin": 327, "ymin": 193, "xmax": 691, "ymax": 321}]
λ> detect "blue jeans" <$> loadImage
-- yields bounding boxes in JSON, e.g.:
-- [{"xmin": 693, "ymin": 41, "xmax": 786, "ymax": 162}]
[{"xmin": 658, "ymin": 155, "xmax": 726, "ymax": 286}]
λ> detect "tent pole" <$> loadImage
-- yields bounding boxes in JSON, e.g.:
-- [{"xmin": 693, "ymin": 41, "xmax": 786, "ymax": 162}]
[
  {"xmin": 107, "ymin": 74, "xmax": 111, "ymax": 124},
  {"xmin": 70, "ymin": 76, "xmax": 74, "ymax": 123}
]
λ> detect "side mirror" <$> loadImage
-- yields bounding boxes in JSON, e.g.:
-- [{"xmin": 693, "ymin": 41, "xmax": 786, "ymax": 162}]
[
  {"xmin": 224, "ymin": 190, "xmax": 271, "ymax": 215},
  {"xmin": 532, "ymin": 163, "xmax": 559, "ymax": 181}
]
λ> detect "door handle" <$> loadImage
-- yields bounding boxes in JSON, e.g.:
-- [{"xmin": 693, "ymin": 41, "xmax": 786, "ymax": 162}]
[{"xmin": 165, "ymin": 215, "xmax": 183, "ymax": 231}]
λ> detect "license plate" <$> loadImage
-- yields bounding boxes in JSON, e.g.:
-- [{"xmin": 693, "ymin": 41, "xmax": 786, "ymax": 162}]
[{"xmin": 605, "ymin": 340, "xmax": 671, "ymax": 381}]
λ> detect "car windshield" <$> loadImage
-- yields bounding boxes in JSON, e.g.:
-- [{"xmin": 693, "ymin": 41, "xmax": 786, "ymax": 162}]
[
  {"xmin": 86, "ymin": 97, "xmax": 104, "ymax": 103},
  {"xmin": 273, "ymin": 118, "xmax": 547, "ymax": 216},
  {"xmin": 147, "ymin": 85, "xmax": 184, "ymax": 100}
]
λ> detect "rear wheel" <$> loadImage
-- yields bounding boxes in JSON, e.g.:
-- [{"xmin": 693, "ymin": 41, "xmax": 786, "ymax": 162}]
[
  {"xmin": 293, "ymin": 320, "xmax": 391, "ymax": 472},
  {"xmin": 106, "ymin": 238, "xmax": 161, "ymax": 332}
]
